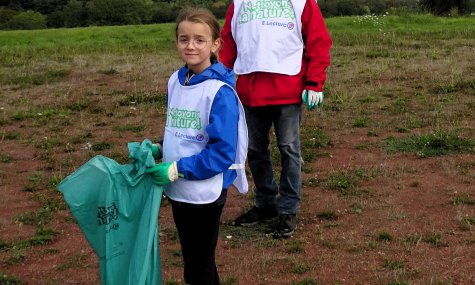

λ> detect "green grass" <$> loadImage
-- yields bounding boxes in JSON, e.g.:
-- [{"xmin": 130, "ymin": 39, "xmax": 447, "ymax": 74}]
[
  {"xmin": 91, "ymin": 141, "xmax": 112, "ymax": 151},
  {"xmin": 220, "ymin": 223, "xmax": 279, "ymax": 249},
  {"xmin": 382, "ymin": 132, "xmax": 475, "ymax": 157},
  {"xmin": 422, "ymin": 232, "xmax": 444, "ymax": 247},
  {"xmin": 2, "ymin": 228, "xmax": 57, "ymax": 266},
  {"xmin": 112, "ymin": 124, "xmax": 145, "ymax": 133},
  {"xmin": 18, "ymin": 228, "xmax": 57, "ymax": 248},
  {"xmin": 0, "ymin": 272, "xmax": 23, "ymax": 284},
  {"xmin": 285, "ymin": 239, "xmax": 305, "ymax": 254},
  {"xmin": 15, "ymin": 207, "xmax": 53, "ymax": 226},
  {"xmin": 383, "ymin": 259, "xmax": 406, "ymax": 270},
  {"xmin": 0, "ymin": 153, "xmax": 12, "ymax": 163},
  {"xmin": 326, "ymin": 168, "xmax": 367, "ymax": 195},
  {"xmin": 56, "ymin": 252, "xmax": 89, "ymax": 271},
  {"xmin": 316, "ymin": 211, "xmax": 338, "ymax": 220},
  {"xmin": 378, "ymin": 232, "xmax": 394, "ymax": 242},
  {"xmin": 459, "ymin": 216, "xmax": 475, "ymax": 231},
  {"xmin": 24, "ymin": 171, "xmax": 44, "ymax": 192},
  {"xmin": 0, "ymin": 24, "xmax": 176, "ymax": 59},
  {"xmin": 327, "ymin": 15, "xmax": 475, "ymax": 53},
  {"xmin": 452, "ymin": 193, "xmax": 475, "ymax": 205},
  {"xmin": 291, "ymin": 278, "xmax": 319, "ymax": 285},
  {"xmin": 292, "ymin": 260, "xmax": 311, "ymax": 274}
]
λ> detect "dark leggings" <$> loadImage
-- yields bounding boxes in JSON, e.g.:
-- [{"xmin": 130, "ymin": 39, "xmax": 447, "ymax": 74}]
[{"xmin": 169, "ymin": 191, "xmax": 227, "ymax": 285}]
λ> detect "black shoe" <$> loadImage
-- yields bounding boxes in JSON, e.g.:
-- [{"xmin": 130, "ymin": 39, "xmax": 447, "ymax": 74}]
[
  {"xmin": 233, "ymin": 206, "xmax": 278, "ymax": 226},
  {"xmin": 273, "ymin": 214, "xmax": 297, "ymax": 239}
]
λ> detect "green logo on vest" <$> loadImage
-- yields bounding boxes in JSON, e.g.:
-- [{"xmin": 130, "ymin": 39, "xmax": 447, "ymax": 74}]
[
  {"xmin": 167, "ymin": 108, "xmax": 202, "ymax": 130},
  {"xmin": 239, "ymin": 0, "xmax": 295, "ymax": 24}
]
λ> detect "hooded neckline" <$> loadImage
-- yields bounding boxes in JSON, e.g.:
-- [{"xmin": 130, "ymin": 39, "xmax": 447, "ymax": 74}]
[{"xmin": 178, "ymin": 61, "xmax": 235, "ymax": 88}]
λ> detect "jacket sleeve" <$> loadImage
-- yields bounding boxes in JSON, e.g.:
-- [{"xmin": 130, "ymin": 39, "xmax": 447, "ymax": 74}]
[
  {"xmin": 176, "ymin": 85, "xmax": 239, "ymax": 180},
  {"xmin": 302, "ymin": 0, "xmax": 332, "ymax": 92},
  {"xmin": 219, "ymin": 3, "xmax": 237, "ymax": 69}
]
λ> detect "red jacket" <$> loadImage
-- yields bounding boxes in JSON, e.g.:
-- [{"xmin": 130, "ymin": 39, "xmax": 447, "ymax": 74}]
[{"xmin": 219, "ymin": 0, "xmax": 332, "ymax": 107}]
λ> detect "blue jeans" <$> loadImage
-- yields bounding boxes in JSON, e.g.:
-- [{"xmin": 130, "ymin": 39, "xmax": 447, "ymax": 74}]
[{"xmin": 245, "ymin": 104, "xmax": 301, "ymax": 215}]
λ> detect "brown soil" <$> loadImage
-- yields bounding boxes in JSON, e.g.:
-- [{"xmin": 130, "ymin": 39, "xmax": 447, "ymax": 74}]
[
  {"xmin": 1, "ymin": 117, "xmax": 474, "ymax": 284},
  {"xmin": 1, "ymin": 53, "xmax": 474, "ymax": 285}
]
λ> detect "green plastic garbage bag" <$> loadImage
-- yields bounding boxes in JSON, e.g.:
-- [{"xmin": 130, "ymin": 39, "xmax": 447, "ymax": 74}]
[{"xmin": 58, "ymin": 139, "xmax": 163, "ymax": 285}]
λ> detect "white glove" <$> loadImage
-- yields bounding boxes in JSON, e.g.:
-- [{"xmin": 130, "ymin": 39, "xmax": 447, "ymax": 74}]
[{"xmin": 301, "ymin": 90, "xmax": 324, "ymax": 111}]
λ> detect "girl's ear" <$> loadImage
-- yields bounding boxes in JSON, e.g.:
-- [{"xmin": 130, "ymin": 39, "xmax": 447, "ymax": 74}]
[{"xmin": 211, "ymin": 38, "xmax": 221, "ymax": 54}]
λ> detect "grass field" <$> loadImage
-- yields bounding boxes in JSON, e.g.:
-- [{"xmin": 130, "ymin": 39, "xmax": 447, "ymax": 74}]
[{"xmin": 0, "ymin": 14, "xmax": 474, "ymax": 284}]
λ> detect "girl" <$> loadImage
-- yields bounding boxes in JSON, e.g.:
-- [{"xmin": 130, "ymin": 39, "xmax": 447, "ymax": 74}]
[{"xmin": 146, "ymin": 8, "xmax": 248, "ymax": 285}]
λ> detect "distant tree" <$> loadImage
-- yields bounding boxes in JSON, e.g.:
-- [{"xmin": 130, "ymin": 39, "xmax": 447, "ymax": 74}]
[
  {"xmin": 389, "ymin": 0, "xmax": 421, "ymax": 12},
  {"xmin": 210, "ymin": 0, "xmax": 228, "ymax": 18},
  {"xmin": 33, "ymin": 0, "xmax": 68, "ymax": 15},
  {"xmin": 0, "ymin": 7, "xmax": 19, "ymax": 27},
  {"xmin": 174, "ymin": 0, "xmax": 213, "ymax": 10},
  {"xmin": 4, "ymin": 10, "xmax": 46, "ymax": 29},
  {"xmin": 419, "ymin": 0, "xmax": 473, "ymax": 15},
  {"xmin": 62, "ymin": 0, "xmax": 86, "ymax": 27},
  {"xmin": 320, "ymin": 0, "xmax": 366, "ymax": 17},
  {"xmin": 47, "ymin": 8, "xmax": 65, "ymax": 27},
  {"xmin": 153, "ymin": 1, "xmax": 179, "ymax": 23},
  {"xmin": 86, "ymin": 0, "xmax": 155, "ymax": 25},
  {"xmin": 336, "ymin": 0, "xmax": 365, "ymax": 16},
  {"xmin": 363, "ymin": 0, "xmax": 387, "ymax": 14},
  {"xmin": 7, "ymin": 0, "xmax": 35, "ymax": 10}
]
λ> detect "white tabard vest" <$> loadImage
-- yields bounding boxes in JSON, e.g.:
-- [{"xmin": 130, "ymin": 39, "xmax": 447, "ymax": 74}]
[
  {"xmin": 231, "ymin": 0, "xmax": 305, "ymax": 75},
  {"xmin": 163, "ymin": 71, "xmax": 249, "ymax": 204}
]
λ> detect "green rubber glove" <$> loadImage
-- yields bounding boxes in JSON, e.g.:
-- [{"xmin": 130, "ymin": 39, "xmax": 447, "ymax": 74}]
[
  {"xmin": 302, "ymin": 90, "xmax": 324, "ymax": 111},
  {"xmin": 151, "ymin": 144, "xmax": 162, "ymax": 159},
  {"xmin": 145, "ymin": 161, "xmax": 178, "ymax": 186}
]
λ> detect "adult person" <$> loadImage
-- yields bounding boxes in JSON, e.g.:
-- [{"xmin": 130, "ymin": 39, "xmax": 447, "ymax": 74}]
[{"xmin": 219, "ymin": 0, "xmax": 332, "ymax": 238}]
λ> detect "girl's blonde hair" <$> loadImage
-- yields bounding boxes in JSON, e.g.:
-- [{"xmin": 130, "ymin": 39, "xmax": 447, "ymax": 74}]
[{"xmin": 175, "ymin": 7, "xmax": 221, "ymax": 61}]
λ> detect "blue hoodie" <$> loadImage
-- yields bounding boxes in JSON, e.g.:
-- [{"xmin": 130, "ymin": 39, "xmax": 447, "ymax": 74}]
[{"xmin": 174, "ymin": 61, "xmax": 239, "ymax": 191}]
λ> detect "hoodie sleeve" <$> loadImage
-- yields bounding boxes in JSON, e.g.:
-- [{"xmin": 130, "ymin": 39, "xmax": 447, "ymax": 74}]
[
  {"xmin": 176, "ymin": 85, "xmax": 239, "ymax": 180},
  {"xmin": 302, "ymin": 0, "xmax": 332, "ymax": 92},
  {"xmin": 219, "ymin": 3, "xmax": 237, "ymax": 69}
]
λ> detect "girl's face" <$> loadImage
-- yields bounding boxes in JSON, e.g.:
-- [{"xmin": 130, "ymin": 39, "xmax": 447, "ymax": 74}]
[{"xmin": 176, "ymin": 21, "xmax": 219, "ymax": 74}]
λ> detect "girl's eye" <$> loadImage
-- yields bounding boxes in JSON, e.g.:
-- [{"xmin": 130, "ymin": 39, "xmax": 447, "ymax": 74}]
[
  {"xmin": 178, "ymin": 38, "xmax": 189, "ymax": 45},
  {"xmin": 177, "ymin": 37, "xmax": 211, "ymax": 48}
]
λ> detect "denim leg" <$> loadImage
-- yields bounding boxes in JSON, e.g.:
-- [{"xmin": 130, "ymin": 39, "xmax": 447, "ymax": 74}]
[
  {"xmin": 245, "ymin": 106, "xmax": 278, "ymax": 208},
  {"xmin": 274, "ymin": 104, "xmax": 301, "ymax": 214}
]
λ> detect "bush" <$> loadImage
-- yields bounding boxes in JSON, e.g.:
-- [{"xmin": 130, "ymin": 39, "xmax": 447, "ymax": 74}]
[
  {"xmin": 86, "ymin": 0, "xmax": 155, "ymax": 26},
  {"xmin": 210, "ymin": 0, "xmax": 229, "ymax": 19},
  {"xmin": 153, "ymin": 1, "xmax": 179, "ymax": 23},
  {"xmin": 320, "ymin": 0, "xmax": 367, "ymax": 17},
  {"xmin": 419, "ymin": 0, "xmax": 474, "ymax": 15},
  {"xmin": 363, "ymin": 0, "xmax": 387, "ymax": 14},
  {"xmin": 4, "ymin": 10, "xmax": 47, "ymax": 30},
  {"xmin": 62, "ymin": 0, "xmax": 87, "ymax": 27},
  {"xmin": 336, "ymin": 0, "xmax": 362, "ymax": 15},
  {"xmin": 0, "ymin": 7, "xmax": 19, "ymax": 27}
]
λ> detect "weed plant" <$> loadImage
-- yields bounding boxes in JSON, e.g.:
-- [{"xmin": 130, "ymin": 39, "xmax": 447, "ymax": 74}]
[{"xmin": 382, "ymin": 132, "xmax": 475, "ymax": 157}]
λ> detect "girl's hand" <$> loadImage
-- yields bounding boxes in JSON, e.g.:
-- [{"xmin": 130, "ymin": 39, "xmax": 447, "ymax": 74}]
[{"xmin": 146, "ymin": 161, "xmax": 179, "ymax": 185}]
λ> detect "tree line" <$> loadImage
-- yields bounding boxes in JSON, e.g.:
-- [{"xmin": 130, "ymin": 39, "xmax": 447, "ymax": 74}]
[{"xmin": 0, "ymin": 0, "xmax": 474, "ymax": 30}]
